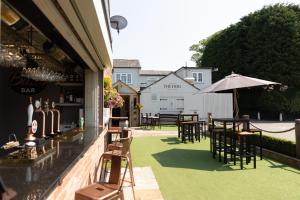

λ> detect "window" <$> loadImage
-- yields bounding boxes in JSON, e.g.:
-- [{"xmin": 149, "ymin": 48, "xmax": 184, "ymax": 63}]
[
  {"xmin": 127, "ymin": 74, "xmax": 132, "ymax": 84},
  {"xmin": 116, "ymin": 73, "xmax": 132, "ymax": 84},
  {"xmin": 192, "ymin": 72, "xmax": 203, "ymax": 83}
]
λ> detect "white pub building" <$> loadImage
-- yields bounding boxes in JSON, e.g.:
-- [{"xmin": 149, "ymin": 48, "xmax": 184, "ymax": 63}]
[{"xmin": 112, "ymin": 59, "xmax": 233, "ymax": 126}]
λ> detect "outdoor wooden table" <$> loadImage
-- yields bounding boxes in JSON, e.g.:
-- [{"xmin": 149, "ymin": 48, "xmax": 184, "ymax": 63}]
[
  {"xmin": 212, "ymin": 118, "xmax": 249, "ymax": 163},
  {"xmin": 177, "ymin": 114, "xmax": 199, "ymax": 138},
  {"xmin": 148, "ymin": 116, "xmax": 160, "ymax": 129},
  {"xmin": 180, "ymin": 121, "xmax": 203, "ymax": 143}
]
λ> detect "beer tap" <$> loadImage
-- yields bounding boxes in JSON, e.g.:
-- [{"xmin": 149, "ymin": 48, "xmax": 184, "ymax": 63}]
[
  {"xmin": 44, "ymin": 99, "xmax": 55, "ymax": 136},
  {"xmin": 25, "ymin": 96, "xmax": 36, "ymax": 141},
  {"xmin": 34, "ymin": 99, "xmax": 46, "ymax": 138},
  {"xmin": 51, "ymin": 101, "xmax": 61, "ymax": 134}
]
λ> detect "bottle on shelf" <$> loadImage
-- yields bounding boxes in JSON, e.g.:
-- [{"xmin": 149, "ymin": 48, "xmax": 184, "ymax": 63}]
[
  {"xmin": 65, "ymin": 91, "xmax": 70, "ymax": 103},
  {"xmin": 59, "ymin": 93, "xmax": 64, "ymax": 103},
  {"xmin": 69, "ymin": 91, "xmax": 73, "ymax": 103}
]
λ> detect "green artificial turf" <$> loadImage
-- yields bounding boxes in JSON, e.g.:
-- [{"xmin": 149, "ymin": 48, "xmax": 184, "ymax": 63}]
[
  {"xmin": 140, "ymin": 125, "xmax": 178, "ymax": 131},
  {"xmin": 131, "ymin": 136, "xmax": 300, "ymax": 200}
]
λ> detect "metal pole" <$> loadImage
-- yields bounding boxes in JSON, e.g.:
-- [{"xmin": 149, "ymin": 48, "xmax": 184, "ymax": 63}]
[
  {"xmin": 242, "ymin": 115, "xmax": 250, "ymax": 131},
  {"xmin": 295, "ymin": 119, "xmax": 300, "ymax": 158}
]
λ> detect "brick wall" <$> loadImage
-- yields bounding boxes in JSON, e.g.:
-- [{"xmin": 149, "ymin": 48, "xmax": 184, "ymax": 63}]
[{"xmin": 47, "ymin": 129, "xmax": 107, "ymax": 200}]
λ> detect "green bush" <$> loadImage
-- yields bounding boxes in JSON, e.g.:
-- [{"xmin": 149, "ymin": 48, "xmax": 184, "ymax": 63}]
[{"xmin": 253, "ymin": 134, "xmax": 296, "ymax": 157}]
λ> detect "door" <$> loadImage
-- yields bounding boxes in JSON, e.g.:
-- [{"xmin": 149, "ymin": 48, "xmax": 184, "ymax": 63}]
[{"xmin": 160, "ymin": 96, "xmax": 184, "ymax": 112}]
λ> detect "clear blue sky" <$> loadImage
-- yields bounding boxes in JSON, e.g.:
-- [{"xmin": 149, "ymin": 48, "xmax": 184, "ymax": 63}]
[{"xmin": 110, "ymin": 0, "xmax": 298, "ymax": 70}]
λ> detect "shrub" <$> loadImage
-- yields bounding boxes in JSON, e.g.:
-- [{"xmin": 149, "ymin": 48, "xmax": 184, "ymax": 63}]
[{"xmin": 253, "ymin": 134, "xmax": 296, "ymax": 157}]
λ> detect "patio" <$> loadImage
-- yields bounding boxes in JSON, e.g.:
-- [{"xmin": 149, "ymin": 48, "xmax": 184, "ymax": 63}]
[{"xmin": 130, "ymin": 134, "xmax": 300, "ymax": 200}]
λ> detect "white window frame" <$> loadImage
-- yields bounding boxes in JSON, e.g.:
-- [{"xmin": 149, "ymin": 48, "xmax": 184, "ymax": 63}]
[
  {"xmin": 192, "ymin": 72, "xmax": 203, "ymax": 83},
  {"xmin": 115, "ymin": 73, "xmax": 133, "ymax": 84}
]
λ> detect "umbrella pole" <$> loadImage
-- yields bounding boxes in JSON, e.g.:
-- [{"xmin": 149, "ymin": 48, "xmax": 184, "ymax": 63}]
[{"xmin": 233, "ymin": 89, "xmax": 239, "ymax": 119}]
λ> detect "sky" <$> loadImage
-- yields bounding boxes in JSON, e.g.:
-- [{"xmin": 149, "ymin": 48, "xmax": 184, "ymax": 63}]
[{"xmin": 110, "ymin": 0, "xmax": 299, "ymax": 70}]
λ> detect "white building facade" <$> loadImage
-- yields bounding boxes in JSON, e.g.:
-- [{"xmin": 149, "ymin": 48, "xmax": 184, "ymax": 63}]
[{"xmin": 112, "ymin": 59, "xmax": 233, "ymax": 120}]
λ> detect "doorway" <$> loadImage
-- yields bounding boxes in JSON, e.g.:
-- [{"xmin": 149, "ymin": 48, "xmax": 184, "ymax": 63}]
[{"xmin": 112, "ymin": 95, "xmax": 130, "ymax": 126}]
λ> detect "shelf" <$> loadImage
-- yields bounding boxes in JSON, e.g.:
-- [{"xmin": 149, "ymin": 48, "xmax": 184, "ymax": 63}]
[
  {"xmin": 56, "ymin": 82, "xmax": 84, "ymax": 87},
  {"xmin": 55, "ymin": 103, "xmax": 83, "ymax": 107}
]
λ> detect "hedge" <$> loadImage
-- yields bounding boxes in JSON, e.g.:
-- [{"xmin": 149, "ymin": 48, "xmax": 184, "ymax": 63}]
[{"xmin": 253, "ymin": 134, "xmax": 296, "ymax": 157}]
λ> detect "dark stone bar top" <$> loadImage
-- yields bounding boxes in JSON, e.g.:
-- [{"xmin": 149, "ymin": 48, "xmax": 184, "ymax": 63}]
[{"xmin": 0, "ymin": 126, "xmax": 105, "ymax": 200}]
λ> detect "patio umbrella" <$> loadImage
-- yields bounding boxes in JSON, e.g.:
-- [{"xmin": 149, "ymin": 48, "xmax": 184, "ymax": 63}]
[{"xmin": 200, "ymin": 72, "xmax": 280, "ymax": 119}]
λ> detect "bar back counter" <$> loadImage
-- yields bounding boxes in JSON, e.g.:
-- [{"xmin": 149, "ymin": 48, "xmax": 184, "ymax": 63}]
[{"xmin": 0, "ymin": 127, "xmax": 107, "ymax": 200}]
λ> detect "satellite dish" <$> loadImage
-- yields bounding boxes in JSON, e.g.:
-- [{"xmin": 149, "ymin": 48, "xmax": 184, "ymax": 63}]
[{"xmin": 110, "ymin": 15, "xmax": 128, "ymax": 34}]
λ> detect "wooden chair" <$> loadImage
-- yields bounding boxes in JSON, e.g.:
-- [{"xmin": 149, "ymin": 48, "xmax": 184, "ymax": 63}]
[
  {"xmin": 107, "ymin": 127, "xmax": 122, "ymax": 144},
  {"xmin": 105, "ymin": 136, "xmax": 135, "ymax": 187},
  {"xmin": 75, "ymin": 155, "xmax": 128, "ymax": 200}
]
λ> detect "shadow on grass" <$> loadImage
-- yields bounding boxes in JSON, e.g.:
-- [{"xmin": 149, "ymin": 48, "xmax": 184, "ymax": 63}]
[
  {"xmin": 265, "ymin": 158, "xmax": 300, "ymax": 175},
  {"xmin": 152, "ymin": 148, "xmax": 234, "ymax": 171},
  {"xmin": 160, "ymin": 137, "xmax": 181, "ymax": 145}
]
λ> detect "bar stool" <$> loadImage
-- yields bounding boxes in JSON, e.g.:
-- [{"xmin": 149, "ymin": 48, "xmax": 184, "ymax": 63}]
[
  {"xmin": 104, "ymin": 136, "xmax": 135, "ymax": 186},
  {"xmin": 233, "ymin": 131, "xmax": 257, "ymax": 169},
  {"xmin": 247, "ymin": 128, "xmax": 263, "ymax": 160},
  {"xmin": 181, "ymin": 121, "xmax": 198, "ymax": 143},
  {"xmin": 213, "ymin": 128, "xmax": 235, "ymax": 163},
  {"xmin": 75, "ymin": 155, "xmax": 128, "ymax": 200}
]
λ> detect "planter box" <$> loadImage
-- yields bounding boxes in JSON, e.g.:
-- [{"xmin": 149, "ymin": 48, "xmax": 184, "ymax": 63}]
[{"xmin": 261, "ymin": 147, "xmax": 300, "ymax": 169}]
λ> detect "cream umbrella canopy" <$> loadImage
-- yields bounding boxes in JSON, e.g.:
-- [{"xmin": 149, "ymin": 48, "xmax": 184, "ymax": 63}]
[{"xmin": 201, "ymin": 72, "xmax": 280, "ymax": 119}]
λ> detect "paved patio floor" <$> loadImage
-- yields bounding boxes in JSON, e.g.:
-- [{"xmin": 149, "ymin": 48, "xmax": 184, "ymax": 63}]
[{"xmin": 123, "ymin": 167, "xmax": 164, "ymax": 200}]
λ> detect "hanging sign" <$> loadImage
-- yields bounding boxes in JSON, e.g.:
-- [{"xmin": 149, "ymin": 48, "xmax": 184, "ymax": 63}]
[
  {"xmin": 163, "ymin": 83, "xmax": 181, "ymax": 89},
  {"xmin": 9, "ymin": 70, "xmax": 47, "ymax": 95}
]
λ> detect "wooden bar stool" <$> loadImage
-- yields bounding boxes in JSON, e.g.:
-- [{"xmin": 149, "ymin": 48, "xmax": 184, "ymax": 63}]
[
  {"xmin": 105, "ymin": 136, "xmax": 135, "ymax": 186},
  {"xmin": 75, "ymin": 155, "xmax": 128, "ymax": 200},
  {"xmin": 107, "ymin": 127, "xmax": 122, "ymax": 144},
  {"xmin": 248, "ymin": 128, "xmax": 263, "ymax": 160},
  {"xmin": 233, "ymin": 131, "xmax": 257, "ymax": 169}
]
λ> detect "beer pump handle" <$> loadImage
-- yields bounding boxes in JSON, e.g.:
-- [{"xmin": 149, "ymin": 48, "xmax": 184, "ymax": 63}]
[{"xmin": 27, "ymin": 97, "xmax": 34, "ymax": 127}]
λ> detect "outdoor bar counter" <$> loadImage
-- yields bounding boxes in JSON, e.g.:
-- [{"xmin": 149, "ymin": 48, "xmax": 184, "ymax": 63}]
[{"xmin": 0, "ymin": 127, "xmax": 107, "ymax": 200}]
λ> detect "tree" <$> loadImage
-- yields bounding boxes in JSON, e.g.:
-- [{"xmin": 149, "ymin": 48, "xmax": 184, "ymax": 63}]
[
  {"xmin": 191, "ymin": 4, "xmax": 300, "ymax": 116},
  {"xmin": 190, "ymin": 31, "xmax": 221, "ymax": 67}
]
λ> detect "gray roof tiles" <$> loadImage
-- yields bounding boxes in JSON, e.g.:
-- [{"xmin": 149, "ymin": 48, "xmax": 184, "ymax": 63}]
[
  {"xmin": 140, "ymin": 70, "xmax": 172, "ymax": 76},
  {"xmin": 113, "ymin": 59, "xmax": 141, "ymax": 68}
]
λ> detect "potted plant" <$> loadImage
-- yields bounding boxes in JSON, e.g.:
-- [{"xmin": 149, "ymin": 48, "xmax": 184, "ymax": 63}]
[
  {"xmin": 135, "ymin": 103, "xmax": 143, "ymax": 110},
  {"xmin": 103, "ymin": 77, "xmax": 124, "ymax": 125}
]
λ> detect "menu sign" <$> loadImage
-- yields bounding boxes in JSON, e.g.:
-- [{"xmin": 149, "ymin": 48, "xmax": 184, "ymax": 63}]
[
  {"xmin": 9, "ymin": 70, "xmax": 47, "ymax": 95},
  {"xmin": 163, "ymin": 84, "xmax": 181, "ymax": 89}
]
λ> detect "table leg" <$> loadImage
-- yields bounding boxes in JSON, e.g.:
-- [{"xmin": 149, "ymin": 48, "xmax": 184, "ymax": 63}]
[{"xmin": 224, "ymin": 123, "xmax": 227, "ymax": 164}]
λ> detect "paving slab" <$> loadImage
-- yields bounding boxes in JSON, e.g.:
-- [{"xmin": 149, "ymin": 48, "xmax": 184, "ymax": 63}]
[{"xmin": 123, "ymin": 167, "xmax": 164, "ymax": 200}]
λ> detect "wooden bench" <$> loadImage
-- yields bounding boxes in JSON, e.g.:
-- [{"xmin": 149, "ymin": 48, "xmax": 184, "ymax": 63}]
[{"xmin": 158, "ymin": 114, "xmax": 178, "ymax": 125}]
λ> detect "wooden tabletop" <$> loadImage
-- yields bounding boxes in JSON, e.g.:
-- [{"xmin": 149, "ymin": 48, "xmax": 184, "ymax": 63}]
[{"xmin": 109, "ymin": 117, "xmax": 128, "ymax": 120}]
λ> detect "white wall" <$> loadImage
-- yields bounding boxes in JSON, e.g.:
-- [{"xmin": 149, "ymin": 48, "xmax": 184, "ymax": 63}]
[
  {"xmin": 176, "ymin": 68, "xmax": 212, "ymax": 90},
  {"xmin": 140, "ymin": 73, "xmax": 199, "ymax": 115},
  {"xmin": 140, "ymin": 73, "xmax": 232, "ymax": 119},
  {"xmin": 185, "ymin": 93, "xmax": 233, "ymax": 119},
  {"xmin": 112, "ymin": 68, "xmax": 140, "ymax": 90}
]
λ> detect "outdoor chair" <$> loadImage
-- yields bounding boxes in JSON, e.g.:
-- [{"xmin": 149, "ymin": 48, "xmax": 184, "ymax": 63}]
[
  {"xmin": 104, "ymin": 136, "xmax": 135, "ymax": 187},
  {"xmin": 233, "ymin": 131, "xmax": 257, "ymax": 169},
  {"xmin": 244, "ymin": 128, "xmax": 263, "ymax": 160},
  {"xmin": 75, "ymin": 155, "xmax": 128, "ymax": 200},
  {"xmin": 107, "ymin": 127, "xmax": 122, "ymax": 144}
]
